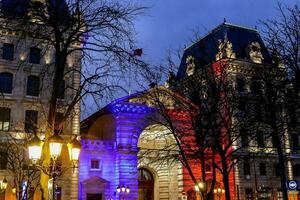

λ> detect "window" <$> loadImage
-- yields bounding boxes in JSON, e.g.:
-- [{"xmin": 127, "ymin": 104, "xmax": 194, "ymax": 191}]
[
  {"xmin": 274, "ymin": 163, "xmax": 280, "ymax": 176},
  {"xmin": 244, "ymin": 160, "xmax": 251, "ymax": 177},
  {"xmin": 205, "ymin": 164, "xmax": 212, "ymax": 173},
  {"xmin": 2, "ymin": 43, "xmax": 14, "ymax": 60},
  {"xmin": 245, "ymin": 188, "xmax": 253, "ymax": 200},
  {"xmin": 293, "ymin": 164, "xmax": 300, "ymax": 176},
  {"xmin": 0, "ymin": 107, "xmax": 10, "ymax": 131},
  {"xmin": 251, "ymin": 81, "xmax": 261, "ymax": 94},
  {"xmin": 54, "ymin": 112, "xmax": 64, "ymax": 134},
  {"xmin": 0, "ymin": 151, "xmax": 7, "ymax": 169},
  {"xmin": 259, "ymin": 163, "xmax": 266, "ymax": 176},
  {"xmin": 236, "ymin": 78, "xmax": 245, "ymax": 93},
  {"xmin": 29, "ymin": 47, "xmax": 40, "ymax": 64},
  {"xmin": 256, "ymin": 132, "xmax": 265, "ymax": 147},
  {"xmin": 25, "ymin": 110, "xmax": 38, "ymax": 133},
  {"xmin": 26, "ymin": 75, "xmax": 40, "ymax": 96},
  {"xmin": 57, "ymin": 80, "xmax": 65, "ymax": 99},
  {"xmin": 241, "ymin": 128, "xmax": 249, "ymax": 147},
  {"xmin": 0, "ymin": 72, "xmax": 13, "ymax": 94},
  {"xmin": 91, "ymin": 159, "xmax": 100, "ymax": 169},
  {"xmin": 291, "ymin": 134, "xmax": 299, "ymax": 151}
]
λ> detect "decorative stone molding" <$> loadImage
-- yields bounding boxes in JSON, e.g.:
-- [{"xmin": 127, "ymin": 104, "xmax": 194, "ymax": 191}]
[
  {"xmin": 248, "ymin": 42, "xmax": 263, "ymax": 63},
  {"xmin": 186, "ymin": 55, "xmax": 196, "ymax": 76},
  {"xmin": 216, "ymin": 38, "xmax": 236, "ymax": 60}
]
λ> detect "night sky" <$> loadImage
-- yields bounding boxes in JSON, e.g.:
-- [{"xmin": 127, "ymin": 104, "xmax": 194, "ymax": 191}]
[
  {"xmin": 82, "ymin": 0, "xmax": 299, "ymax": 118},
  {"xmin": 134, "ymin": 0, "xmax": 298, "ymax": 65}
]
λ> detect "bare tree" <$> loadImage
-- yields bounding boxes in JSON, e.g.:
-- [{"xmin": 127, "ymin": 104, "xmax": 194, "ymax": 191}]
[{"xmin": 0, "ymin": 0, "xmax": 148, "ymax": 198}]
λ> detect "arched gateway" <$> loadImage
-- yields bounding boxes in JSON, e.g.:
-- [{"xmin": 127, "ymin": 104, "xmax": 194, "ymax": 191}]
[{"xmin": 79, "ymin": 88, "xmax": 195, "ymax": 200}]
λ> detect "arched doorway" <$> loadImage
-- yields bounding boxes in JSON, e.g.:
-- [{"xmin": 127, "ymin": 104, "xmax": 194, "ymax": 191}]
[{"xmin": 138, "ymin": 168, "xmax": 154, "ymax": 200}]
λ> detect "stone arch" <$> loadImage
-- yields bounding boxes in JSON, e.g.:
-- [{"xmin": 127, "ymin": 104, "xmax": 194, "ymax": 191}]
[{"xmin": 137, "ymin": 124, "xmax": 182, "ymax": 200}]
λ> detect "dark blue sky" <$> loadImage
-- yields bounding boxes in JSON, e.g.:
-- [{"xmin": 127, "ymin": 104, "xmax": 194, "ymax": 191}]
[{"xmin": 134, "ymin": 0, "xmax": 298, "ymax": 65}]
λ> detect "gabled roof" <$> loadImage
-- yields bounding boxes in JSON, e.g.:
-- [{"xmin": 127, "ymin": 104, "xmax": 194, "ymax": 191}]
[{"xmin": 176, "ymin": 23, "xmax": 271, "ymax": 79}]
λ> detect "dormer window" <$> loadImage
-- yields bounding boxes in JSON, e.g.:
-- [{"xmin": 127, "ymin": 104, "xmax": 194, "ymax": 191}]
[
  {"xmin": 248, "ymin": 42, "xmax": 263, "ymax": 63},
  {"xmin": 186, "ymin": 55, "xmax": 195, "ymax": 76}
]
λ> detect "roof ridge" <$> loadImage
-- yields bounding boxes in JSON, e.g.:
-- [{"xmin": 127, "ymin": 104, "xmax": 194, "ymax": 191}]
[{"xmin": 184, "ymin": 22, "xmax": 258, "ymax": 50}]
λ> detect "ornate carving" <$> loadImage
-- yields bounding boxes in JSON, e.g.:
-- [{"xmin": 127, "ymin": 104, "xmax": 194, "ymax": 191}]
[
  {"xmin": 186, "ymin": 55, "xmax": 196, "ymax": 76},
  {"xmin": 216, "ymin": 38, "xmax": 236, "ymax": 60},
  {"xmin": 248, "ymin": 42, "xmax": 263, "ymax": 63}
]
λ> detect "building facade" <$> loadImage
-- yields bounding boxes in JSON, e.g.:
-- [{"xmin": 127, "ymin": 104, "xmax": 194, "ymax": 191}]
[
  {"xmin": 0, "ymin": 0, "xmax": 81, "ymax": 199},
  {"xmin": 80, "ymin": 23, "xmax": 300, "ymax": 200}
]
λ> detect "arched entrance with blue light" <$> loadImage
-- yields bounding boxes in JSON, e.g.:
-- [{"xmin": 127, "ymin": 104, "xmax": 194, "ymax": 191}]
[{"xmin": 79, "ymin": 91, "xmax": 186, "ymax": 200}]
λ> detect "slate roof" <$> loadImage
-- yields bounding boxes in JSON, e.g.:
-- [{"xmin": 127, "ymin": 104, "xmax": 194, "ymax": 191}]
[{"xmin": 176, "ymin": 23, "xmax": 271, "ymax": 79}]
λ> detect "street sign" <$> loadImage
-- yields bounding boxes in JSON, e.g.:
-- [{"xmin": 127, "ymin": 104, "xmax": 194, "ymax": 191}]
[{"xmin": 287, "ymin": 180, "xmax": 298, "ymax": 190}]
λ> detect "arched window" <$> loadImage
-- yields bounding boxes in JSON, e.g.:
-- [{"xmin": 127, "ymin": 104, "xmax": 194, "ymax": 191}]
[
  {"xmin": 0, "ymin": 72, "xmax": 13, "ymax": 94},
  {"xmin": 138, "ymin": 168, "xmax": 154, "ymax": 200},
  {"xmin": 27, "ymin": 75, "xmax": 40, "ymax": 96}
]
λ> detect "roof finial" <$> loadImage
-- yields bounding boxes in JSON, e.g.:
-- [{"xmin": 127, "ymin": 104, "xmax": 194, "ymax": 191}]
[
  {"xmin": 223, "ymin": 18, "xmax": 226, "ymax": 24},
  {"xmin": 255, "ymin": 25, "xmax": 257, "ymax": 29}
]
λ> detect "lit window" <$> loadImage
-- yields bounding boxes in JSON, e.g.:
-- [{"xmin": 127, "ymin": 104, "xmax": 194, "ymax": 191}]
[
  {"xmin": 0, "ymin": 72, "xmax": 13, "ymax": 94},
  {"xmin": 2, "ymin": 43, "xmax": 14, "ymax": 61},
  {"xmin": 0, "ymin": 107, "xmax": 10, "ymax": 131},
  {"xmin": 29, "ymin": 47, "xmax": 40, "ymax": 64},
  {"xmin": 91, "ymin": 159, "xmax": 100, "ymax": 169},
  {"xmin": 25, "ymin": 110, "xmax": 38, "ymax": 133},
  {"xmin": 26, "ymin": 75, "xmax": 40, "ymax": 96}
]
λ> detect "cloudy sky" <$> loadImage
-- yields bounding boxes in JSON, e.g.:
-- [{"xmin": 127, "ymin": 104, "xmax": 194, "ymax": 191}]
[{"xmin": 134, "ymin": 0, "xmax": 298, "ymax": 65}]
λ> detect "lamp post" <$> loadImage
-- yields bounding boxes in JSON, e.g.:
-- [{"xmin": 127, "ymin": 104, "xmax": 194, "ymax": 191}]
[
  {"xmin": 214, "ymin": 187, "xmax": 225, "ymax": 200},
  {"xmin": 195, "ymin": 180, "xmax": 207, "ymax": 200},
  {"xmin": 28, "ymin": 133, "xmax": 81, "ymax": 200},
  {"xmin": 117, "ymin": 185, "xmax": 130, "ymax": 200}
]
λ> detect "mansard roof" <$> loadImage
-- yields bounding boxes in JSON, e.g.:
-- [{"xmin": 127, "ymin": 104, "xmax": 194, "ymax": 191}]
[
  {"xmin": 176, "ymin": 22, "xmax": 271, "ymax": 79},
  {"xmin": 1, "ymin": 0, "xmax": 69, "ymax": 18}
]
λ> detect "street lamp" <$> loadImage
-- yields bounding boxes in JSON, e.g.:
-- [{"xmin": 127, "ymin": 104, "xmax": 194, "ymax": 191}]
[
  {"xmin": 28, "ymin": 133, "xmax": 81, "ymax": 199},
  {"xmin": 117, "ymin": 185, "xmax": 130, "ymax": 200},
  {"xmin": 214, "ymin": 187, "xmax": 225, "ymax": 200},
  {"xmin": 0, "ymin": 178, "xmax": 8, "ymax": 193}
]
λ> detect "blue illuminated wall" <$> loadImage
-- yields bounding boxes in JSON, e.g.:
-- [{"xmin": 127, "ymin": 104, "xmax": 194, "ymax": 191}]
[{"xmin": 79, "ymin": 95, "xmax": 155, "ymax": 200}]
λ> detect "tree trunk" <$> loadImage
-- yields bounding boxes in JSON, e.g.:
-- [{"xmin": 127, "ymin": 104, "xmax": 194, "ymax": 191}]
[{"xmin": 221, "ymin": 155, "xmax": 231, "ymax": 200}]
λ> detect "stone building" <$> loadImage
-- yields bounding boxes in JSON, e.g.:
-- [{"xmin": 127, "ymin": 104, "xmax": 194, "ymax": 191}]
[
  {"xmin": 80, "ymin": 23, "xmax": 300, "ymax": 200},
  {"xmin": 173, "ymin": 22, "xmax": 300, "ymax": 200},
  {"xmin": 0, "ymin": 0, "xmax": 81, "ymax": 199}
]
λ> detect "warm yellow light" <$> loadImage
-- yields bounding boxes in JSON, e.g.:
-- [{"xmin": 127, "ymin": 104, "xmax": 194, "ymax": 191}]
[
  {"xmin": 198, "ymin": 181, "xmax": 206, "ymax": 191},
  {"xmin": 0, "ymin": 178, "xmax": 7, "ymax": 190},
  {"xmin": 121, "ymin": 185, "xmax": 126, "ymax": 193},
  {"xmin": 49, "ymin": 142, "xmax": 63, "ymax": 160},
  {"xmin": 217, "ymin": 188, "xmax": 222, "ymax": 193},
  {"xmin": 221, "ymin": 189, "xmax": 225, "ymax": 194},
  {"xmin": 49, "ymin": 133, "xmax": 64, "ymax": 160},
  {"xmin": 126, "ymin": 186, "xmax": 130, "ymax": 194},
  {"xmin": 194, "ymin": 185, "xmax": 199, "ymax": 192},
  {"xmin": 67, "ymin": 137, "xmax": 81, "ymax": 162},
  {"xmin": 12, "ymin": 188, "xmax": 16, "ymax": 193},
  {"xmin": 28, "ymin": 135, "xmax": 43, "ymax": 163}
]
